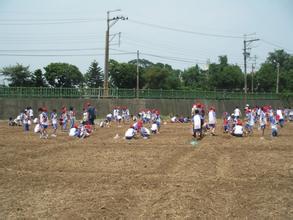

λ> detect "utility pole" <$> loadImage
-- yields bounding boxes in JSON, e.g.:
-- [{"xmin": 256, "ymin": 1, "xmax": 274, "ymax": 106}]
[
  {"xmin": 243, "ymin": 36, "xmax": 259, "ymax": 94},
  {"xmin": 276, "ymin": 62, "xmax": 280, "ymax": 94},
  {"xmin": 136, "ymin": 50, "xmax": 140, "ymax": 98},
  {"xmin": 251, "ymin": 63, "xmax": 254, "ymax": 93},
  {"xmin": 103, "ymin": 9, "xmax": 127, "ymax": 97},
  {"xmin": 251, "ymin": 55, "xmax": 257, "ymax": 93}
]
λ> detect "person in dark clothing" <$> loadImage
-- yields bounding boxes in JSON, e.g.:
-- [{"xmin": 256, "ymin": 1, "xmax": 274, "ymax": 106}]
[{"xmin": 87, "ymin": 103, "xmax": 96, "ymax": 125}]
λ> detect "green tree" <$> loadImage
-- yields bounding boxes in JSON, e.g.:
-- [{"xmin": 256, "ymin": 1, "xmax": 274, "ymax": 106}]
[
  {"xmin": 84, "ymin": 60, "xmax": 103, "ymax": 88},
  {"xmin": 44, "ymin": 63, "xmax": 83, "ymax": 88},
  {"xmin": 31, "ymin": 69, "xmax": 47, "ymax": 87},
  {"xmin": 255, "ymin": 63, "xmax": 275, "ymax": 92},
  {"xmin": 143, "ymin": 66, "xmax": 169, "ymax": 89},
  {"xmin": 0, "ymin": 63, "xmax": 33, "ymax": 87},
  {"xmin": 255, "ymin": 50, "xmax": 293, "ymax": 92},
  {"xmin": 109, "ymin": 60, "xmax": 137, "ymax": 88},
  {"xmin": 181, "ymin": 65, "xmax": 207, "ymax": 89},
  {"xmin": 208, "ymin": 56, "xmax": 243, "ymax": 90}
]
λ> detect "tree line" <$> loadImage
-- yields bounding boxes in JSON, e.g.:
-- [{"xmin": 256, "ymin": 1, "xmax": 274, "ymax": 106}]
[{"xmin": 1, "ymin": 49, "xmax": 292, "ymax": 92}]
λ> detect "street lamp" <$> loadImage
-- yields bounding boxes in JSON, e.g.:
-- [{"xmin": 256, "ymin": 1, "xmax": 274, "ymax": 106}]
[{"xmin": 103, "ymin": 9, "xmax": 128, "ymax": 97}]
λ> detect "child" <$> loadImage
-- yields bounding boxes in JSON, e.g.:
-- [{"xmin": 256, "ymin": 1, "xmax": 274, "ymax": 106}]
[
  {"xmin": 22, "ymin": 110, "xmax": 30, "ymax": 132},
  {"xmin": 106, "ymin": 113, "xmax": 113, "ymax": 123},
  {"xmin": 8, "ymin": 117, "xmax": 17, "ymax": 126},
  {"xmin": 192, "ymin": 109, "xmax": 202, "ymax": 139},
  {"xmin": 270, "ymin": 115, "xmax": 278, "ymax": 137},
  {"xmin": 150, "ymin": 121, "xmax": 158, "ymax": 134},
  {"xmin": 245, "ymin": 109, "xmax": 255, "ymax": 135},
  {"xmin": 51, "ymin": 109, "xmax": 58, "ymax": 137},
  {"xmin": 140, "ymin": 127, "xmax": 151, "ymax": 139},
  {"xmin": 259, "ymin": 107, "xmax": 267, "ymax": 137},
  {"xmin": 69, "ymin": 106, "xmax": 76, "ymax": 129},
  {"xmin": 234, "ymin": 106, "xmax": 242, "ymax": 119},
  {"xmin": 276, "ymin": 108, "xmax": 284, "ymax": 128},
  {"xmin": 208, "ymin": 107, "xmax": 216, "ymax": 136},
  {"xmin": 82, "ymin": 108, "xmax": 88, "ymax": 124},
  {"xmin": 27, "ymin": 107, "xmax": 34, "ymax": 120},
  {"xmin": 69, "ymin": 126, "xmax": 77, "ymax": 137},
  {"xmin": 61, "ymin": 107, "xmax": 68, "ymax": 131},
  {"xmin": 39, "ymin": 107, "xmax": 49, "ymax": 139},
  {"xmin": 231, "ymin": 121, "xmax": 244, "ymax": 137},
  {"xmin": 223, "ymin": 112, "xmax": 229, "ymax": 133},
  {"xmin": 124, "ymin": 127, "xmax": 137, "ymax": 140}
]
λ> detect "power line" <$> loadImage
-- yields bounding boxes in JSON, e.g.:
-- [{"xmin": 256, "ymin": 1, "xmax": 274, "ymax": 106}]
[
  {"xmin": 121, "ymin": 38, "xmax": 208, "ymax": 61},
  {"xmin": 0, "ymin": 48, "xmax": 105, "ymax": 52},
  {"xmin": 0, "ymin": 18, "xmax": 104, "ymax": 25},
  {"xmin": 0, "ymin": 52, "xmax": 135, "ymax": 57},
  {"xmin": 110, "ymin": 48, "xmax": 205, "ymax": 63},
  {"xmin": 128, "ymin": 19, "xmax": 243, "ymax": 39},
  {"xmin": 140, "ymin": 52, "xmax": 206, "ymax": 64},
  {"xmin": 261, "ymin": 39, "xmax": 293, "ymax": 53}
]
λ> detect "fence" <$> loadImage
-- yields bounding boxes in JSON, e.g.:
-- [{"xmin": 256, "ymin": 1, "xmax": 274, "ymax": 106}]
[{"xmin": 0, "ymin": 87, "xmax": 289, "ymax": 100}]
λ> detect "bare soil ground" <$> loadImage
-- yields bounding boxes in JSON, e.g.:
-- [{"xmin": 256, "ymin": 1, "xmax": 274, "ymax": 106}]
[{"xmin": 0, "ymin": 120, "xmax": 293, "ymax": 219}]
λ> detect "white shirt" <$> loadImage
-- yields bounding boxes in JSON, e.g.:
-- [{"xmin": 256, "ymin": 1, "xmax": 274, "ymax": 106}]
[
  {"xmin": 125, "ymin": 128, "xmax": 135, "ymax": 138},
  {"xmin": 140, "ymin": 127, "xmax": 150, "ymax": 136},
  {"xmin": 69, "ymin": 128, "xmax": 76, "ymax": 136},
  {"xmin": 171, "ymin": 116, "xmax": 176, "ymax": 123},
  {"xmin": 39, "ymin": 113, "xmax": 49, "ymax": 125},
  {"xmin": 83, "ymin": 112, "xmax": 88, "ymax": 121},
  {"xmin": 249, "ymin": 113, "xmax": 255, "ymax": 126},
  {"xmin": 151, "ymin": 123, "xmax": 158, "ymax": 131},
  {"xmin": 276, "ymin": 110, "xmax": 284, "ymax": 119},
  {"xmin": 51, "ymin": 113, "xmax": 58, "ymax": 124},
  {"xmin": 234, "ymin": 125, "xmax": 243, "ymax": 135},
  {"xmin": 193, "ymin": 115, "xmax": 201, "ymax": 129},
  {"xmin": 234, "ymin": 108, "xmax": 241, "ymax": 117},
  {"xmin": 260, "ymin": 111, "xmax": 267, "ymax": 126},
  {"xmin": 28, "ymin": 109, "xmax": 33, "ymax": 118},
  {"xmin": 208, "ymin": 110, "xmax": 216, "ymax": 124}
]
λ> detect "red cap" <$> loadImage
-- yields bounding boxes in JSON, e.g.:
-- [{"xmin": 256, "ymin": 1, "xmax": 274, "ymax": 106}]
[{"xmin": 237, "ymin": 120, "xmax": 242, "ymax": 126}]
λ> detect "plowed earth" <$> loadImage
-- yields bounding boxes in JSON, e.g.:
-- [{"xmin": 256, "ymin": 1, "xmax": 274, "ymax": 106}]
[{"xmin": 0, "ymin": 121, "xmax": 292, "ymax": 219}]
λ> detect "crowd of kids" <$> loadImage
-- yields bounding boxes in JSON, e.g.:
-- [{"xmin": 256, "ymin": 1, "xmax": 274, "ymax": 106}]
[
  {"xmin": 190, "ymin": 101, "xmax": 290, "ymax": 140},
  {"xmin": 8, "ymin": 102, "xmax": 292, "ymax": 141},
  {"xmin": 9, "ymin": 103, "xmax": 96, "ymax": 139},
  {"xmin": 124, "ymin": 109, "xmax": 161, "ymax": 140}
]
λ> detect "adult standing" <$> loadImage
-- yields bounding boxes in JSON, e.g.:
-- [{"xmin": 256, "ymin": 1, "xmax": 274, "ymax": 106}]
[{"xmin": 87, "ymin": 103, "xmax": 96, "ymax": 125}]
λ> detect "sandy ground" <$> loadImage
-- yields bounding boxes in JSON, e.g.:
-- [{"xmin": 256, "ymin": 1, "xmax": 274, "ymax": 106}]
[{"xmin": 0, "ymin": 120, "xmax": 292, "ymax": 219}]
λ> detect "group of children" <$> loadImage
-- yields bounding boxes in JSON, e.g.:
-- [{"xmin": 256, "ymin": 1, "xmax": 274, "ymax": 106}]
[
  {"xmin": 8, "ymin": 102, "xmax": 292, "ymax": 141},
  {"xmin": 124, "ymin": 112, "xmax": 161, "ymax": 140},
  {"xmin": 9, "ymin": 103, "xmax": 96, "ymax": 139},
  {"xmin": 191, "ymin": 102, "xmax": 291, "ymax": 140}
]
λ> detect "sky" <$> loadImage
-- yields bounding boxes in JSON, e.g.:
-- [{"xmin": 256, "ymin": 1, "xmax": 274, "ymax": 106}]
[{"xmin": 0, "ymin": 0, "xmax": 292, "ymax": 84}]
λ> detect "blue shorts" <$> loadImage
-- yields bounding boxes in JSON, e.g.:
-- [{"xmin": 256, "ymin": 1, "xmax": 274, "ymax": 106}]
[
  {"xmin": 52, "ymin": 123, "xmax": 57, "ymax": 129},
  {"xmin": 41, "ymin": 124, "xmax": 48, "ymax": 129},
  {"xmin": 193, "ymin": 128, "xmax": 202, "ymax": 133},
  {"xmin": 261, "ymin": 124, "xmax": 266, "ymax": 129},
  {"xmin": 209, "ymin": 124, "xmax": 215, "ymax": 128}
]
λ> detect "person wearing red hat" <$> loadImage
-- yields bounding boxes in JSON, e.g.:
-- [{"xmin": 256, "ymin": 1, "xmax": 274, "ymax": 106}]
[{"xmin": 231, "ymin": 120, "xmax": 244, "ymax": 137}]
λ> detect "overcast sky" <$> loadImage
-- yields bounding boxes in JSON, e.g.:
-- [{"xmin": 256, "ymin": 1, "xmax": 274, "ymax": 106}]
[{"xmin": 0, "ymin": 0, "xmax": 292, "ymax": 83}]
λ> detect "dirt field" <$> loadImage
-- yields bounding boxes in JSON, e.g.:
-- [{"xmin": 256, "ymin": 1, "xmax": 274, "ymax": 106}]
[{"xmin": 0, "ymin": 120, "xmax": 292, "ymax": 219}]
